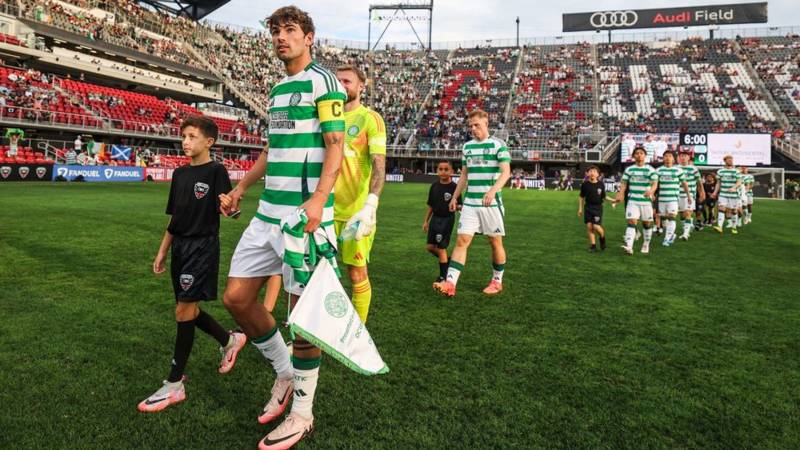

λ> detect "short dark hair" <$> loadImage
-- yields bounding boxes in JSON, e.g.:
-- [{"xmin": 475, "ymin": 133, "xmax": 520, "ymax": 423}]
[
  {"xmin": 267, "ymin": 6, "xmax": 315, "ymax": 35},
  {"xmin": 632, "ymin": 146, "xmax": 646, "ymax": 156},
  {"xmin": 180, "ymin": 115, "xmax": 218, "ymax": 142},
  {"xmin": 663, "ymin": 150, "xmax": 676, "ymax": 159},
  {"xmin": 437, "ymin": 160, "xmax": 452, "ymax": 167},
  {"xmin": 337, "ymin": 65, "xmax": 366, "ymax": 83},
  {"xmin": 587, "ymin": 165, "xmax": 600, "ymax": 173}
]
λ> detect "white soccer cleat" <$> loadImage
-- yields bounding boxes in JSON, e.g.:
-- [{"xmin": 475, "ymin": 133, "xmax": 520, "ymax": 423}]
[
  {"xmin": 259, "ymin": 413, "xmax": 314, "ymax": 450},
  {"xmin": 641, "ymin": 243, "xmax": 650, "ymax": 254},
  {"xmin": 621, "ymin": 245, "xmax": 633, "ymax": 255},
  {"xmin": 137, "ymin": 378, "xmax": 186, "ymax": 413},
  {"xmin": 258, "ymin": 377, "xmax": 294, "ymax": 425}
]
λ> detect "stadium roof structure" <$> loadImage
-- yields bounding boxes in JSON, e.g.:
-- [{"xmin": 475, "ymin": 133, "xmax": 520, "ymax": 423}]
[{"xmin": 135, "ymin": 0, "xmax": 231, "ymax": 21}]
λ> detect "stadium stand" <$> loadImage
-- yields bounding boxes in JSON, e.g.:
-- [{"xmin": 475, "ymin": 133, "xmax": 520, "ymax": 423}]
[{"xmin": 739, "ymin": 35, "xmax": 800, "ymax": 130}]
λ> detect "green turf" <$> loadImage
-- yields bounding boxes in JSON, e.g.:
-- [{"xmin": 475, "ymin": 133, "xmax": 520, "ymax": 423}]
[{"xmin": 0, "ymin": 182, "xmax": 798, "ymax": 449}]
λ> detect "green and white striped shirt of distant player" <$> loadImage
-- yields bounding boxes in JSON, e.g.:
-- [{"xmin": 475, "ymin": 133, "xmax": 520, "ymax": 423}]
[
  {"xmin": 742, "ymin": 173, "xmax": 755, "ymax": 197},
  {"xmin": 717, "ymin": 167, "xmax": 742, "ymax": 200},
  {"xmin": 257, "ymin": 61, "xmax": 346, "ymax": 226},
  {"xmin": 656, "ymin": 165, "xmax": 686, "ymax": 202},
  {"xmin": 680, "ymin": 164, "xmax": 701, "ymax": 198},
  {"xmin": 461, "ymin": 137, "xmax": 511, "ymax": 208},
  {"xmin": 621, "ymin": 164, "xmax": 657, "ymax": 205}
]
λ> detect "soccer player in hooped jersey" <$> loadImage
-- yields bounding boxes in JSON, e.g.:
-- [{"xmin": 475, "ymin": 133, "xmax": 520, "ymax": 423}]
[
  {"xmin": 713, "ymin": 155, "xmax": 743, "ymax": 235},
  {"xmin": 333, "ymin": 64, "xmax": 386, "ymax": 324},
  {"xmin": 656, "ymin": 150, "xmax": 691, "ymax": 246},
  {"xmin": 614, "ymin": 146, "xmax": 658, "ymax": 255},
  {"xmin": 678, "ymin": 150, "xmax": 705, "ymax": 240},
  {"xmin": 434, "ymin": 109, "xmax": 511, "ymax": 297},
  {"xmin": 740, "ymin": 166, "xmax": 755, "ymax": 224},
  {"xmin": 217, "ymin": 7, "xmax": 345, "ymax": 450}
]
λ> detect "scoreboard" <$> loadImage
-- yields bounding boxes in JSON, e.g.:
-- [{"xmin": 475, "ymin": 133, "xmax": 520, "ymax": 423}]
[{"xmin": 679, "ymin": 133, "xmax": 770, "ymax": 166}]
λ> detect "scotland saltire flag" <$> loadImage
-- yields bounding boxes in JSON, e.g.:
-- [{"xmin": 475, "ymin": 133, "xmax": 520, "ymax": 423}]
[{"xmin": 110, "ymin": 145, "xmax": 132, "ymax": 161}]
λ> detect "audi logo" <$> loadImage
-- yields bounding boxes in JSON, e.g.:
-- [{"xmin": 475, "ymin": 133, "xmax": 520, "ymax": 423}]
[{"xmin": 590, "ymin": 10, "xmax": 638, "ymax": 28}]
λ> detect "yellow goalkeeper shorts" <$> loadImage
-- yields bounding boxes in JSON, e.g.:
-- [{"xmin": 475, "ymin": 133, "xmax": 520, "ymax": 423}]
[{"xmin": 334, "ymin": 220, "xmax": 376, "ymax": 267}]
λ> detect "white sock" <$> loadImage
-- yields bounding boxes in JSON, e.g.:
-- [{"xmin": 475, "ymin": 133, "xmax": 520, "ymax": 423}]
[
  {"xmin": 291, "ymin": 365, "xmax": 320, "ymax": 419},
  {"xmin": 446, "ymin": 262, "xmax": 463, "ymax": 286},
  {"xmin": 643, "ymin": 227, "xmax": 653, "ymax": 245},
  {"xmin": 683, "ymin": 219, "xmax": 693, "ymax": 237},
  {"xmin": 624, "ymin": 226, "xmax": 636, "ymax": 248},
  {"xmin": 491, "ymin": 263, "xmax": 505, "ymax": 283},
  {"xmin": 666, "ymin": 219, "xmax": 676, "ymax": 240},
  {"xmin": 717, "ymin": 212, "xmax": 725, "ymax": 227},
  {"xmin": 252, "ymin": 328, "xmax": 293, "ymax": 380}
]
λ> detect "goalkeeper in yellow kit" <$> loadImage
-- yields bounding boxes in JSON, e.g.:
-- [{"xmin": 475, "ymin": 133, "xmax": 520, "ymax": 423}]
[{"xmin": 333, "ymin": 64, "xmax": 386, "ymax": 324}]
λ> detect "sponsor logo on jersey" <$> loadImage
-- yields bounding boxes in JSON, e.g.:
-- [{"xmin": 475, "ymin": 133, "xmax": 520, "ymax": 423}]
[
  {"xmin": 18, "ymin": 166, "xmax": 29, "ymax": 178},
  {"xmin": 1, "ymin": 166, "xmax": 11, "ymax": 178},
  {"xmin": 269, "ymin": 110, "xmax": 295, "ymax": 130},
  {"xmin": 179, "ymin": 274, "xmax": 194, "ymax": 291},
  {"xmin": 194, "ymin": 182, "xmax": 210, "ymax": 199}
]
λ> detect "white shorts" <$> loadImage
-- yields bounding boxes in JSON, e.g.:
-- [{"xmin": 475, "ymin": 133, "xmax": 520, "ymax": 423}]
[
  {"xmin": 718, "ymin": 196, "xmax": 741, "ymax": 210},
  {"xmin": 746, "ymin": 194, "xmax": 754, "ymax": 206},
  {"xmin": 228, "ymin": 217, "xmax": 332, "ymax": 296},
  {"xmin": 740, "ymin": 192, "xmax": 749, "ymax": 205},
  {"xmin": 458, "ymin": 205, "xmax": 505, "ymax": 236},
  {"xmin": 625, "ymin": 202, "xmax": 654, "ymax": 222},
  {"xmin": 658, "ymin": 200, "xmax": 679, "ymax": 216},
  {"xmin": 678, "ymin": 196, "xmax": 695, "ymax": 212}
]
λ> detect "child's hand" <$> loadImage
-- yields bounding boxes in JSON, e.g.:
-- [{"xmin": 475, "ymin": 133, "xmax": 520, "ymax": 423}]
[
  {"xmin": 577, "ymin": 209, "xmax": 582, "ymax": 217},
  {"xmin": 153, "ymin": 251, "xmax": 167, "ymax": 274}
]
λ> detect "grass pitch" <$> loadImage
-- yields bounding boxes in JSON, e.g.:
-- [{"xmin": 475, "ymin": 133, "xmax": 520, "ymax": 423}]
[{"xmin": 0, "ymin": 182, "xmax": 798, "ymax": 449}]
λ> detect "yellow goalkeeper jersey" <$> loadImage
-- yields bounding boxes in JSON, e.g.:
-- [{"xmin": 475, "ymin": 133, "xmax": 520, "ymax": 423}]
[{"xmin": 334, "ymin": 104, "xmax": 386, "ymax": 220}]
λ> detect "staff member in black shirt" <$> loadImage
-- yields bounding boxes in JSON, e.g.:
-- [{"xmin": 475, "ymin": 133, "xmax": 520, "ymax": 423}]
[
  {"xmin": 423, "ymin": 161, "xmax": 462, "ymax": 283},
  {"xmin": 578, "ymin": 165, "xmax": 607, "ymax": 252},
  {"xmin": 138, "ymin": 116, "xmax": 246, "ymax": 413}
]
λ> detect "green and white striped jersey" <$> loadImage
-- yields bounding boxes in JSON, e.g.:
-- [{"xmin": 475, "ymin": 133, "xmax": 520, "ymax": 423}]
[
  {"xmin": 717, "ymin": 168, "xmax": 742, "ymax": 199},
  {"xmin": 461, "ymin": 137, "xmax": 511, "ymax": 208},
  {"xmin": 258, "ymin": 61, "xmax": 346, "ymax": 226},
  {"xmin": 679, "ymin": 164, "xmax": 701, "ymax": 198},
  {"xmin": 656, "ymin": 165, "xmax": 686, "ymax": 202},
  {"xmin": 742, "ymin": 173, "xmax": 755, "ymax": 196},
  {"xmin": 622, "ymin": 164, "xmax": 657, "ymax": 205}
]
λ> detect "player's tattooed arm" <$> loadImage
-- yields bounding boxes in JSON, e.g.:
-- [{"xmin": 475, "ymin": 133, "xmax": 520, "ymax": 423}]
[
  {"xmin": 369, "ymin": 154, "xmax": 386, "ymax": 197},
  {"xmin": 302, "ymin": 130, "xmax": 344, "ymax": 231}
]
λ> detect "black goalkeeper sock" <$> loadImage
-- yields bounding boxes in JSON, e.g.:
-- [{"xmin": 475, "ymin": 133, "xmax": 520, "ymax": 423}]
[
  {"xmin": 194, "ymin": 309, "xmax": 230, "ymax": 347},
  {"xmin": 168, "ymin": 319, "xmax": 196, "ymax": 383},
  {"xmin": 438, "ymin": 262, "xmax": 448, "ymax": 279}
]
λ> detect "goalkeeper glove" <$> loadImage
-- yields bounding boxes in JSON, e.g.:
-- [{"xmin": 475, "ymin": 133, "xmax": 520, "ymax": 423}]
[{"xmin": 345, "ymin": 193, "xmax": 379, "ymax": 241}]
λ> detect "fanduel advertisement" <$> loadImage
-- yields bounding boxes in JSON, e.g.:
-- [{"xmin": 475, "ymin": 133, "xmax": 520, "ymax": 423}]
[
  {"xmin": 563, "ymin": 2, "xmax": 767, "ymax": 32},
  {"xmin": 53, "ymin": 165, "xmax": 144, "ymax": 182}
]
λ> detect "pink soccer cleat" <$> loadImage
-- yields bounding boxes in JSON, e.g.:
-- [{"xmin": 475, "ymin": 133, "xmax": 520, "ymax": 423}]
[
  {"xmin": 218, "ymin": 331, "xmax": 247, "ymax": 374},
  {"xmin": 137, "ymin": 378, "xmax": 186, "ymax": 413},
  {"xmin": 259, "ymin": 413, "xmax": 314, "ymax": 450},
  {"xmin": 433, "ymin": 280, "xmax": 456, "ymax": 297},
  {"xmin": 258, "ymin": 377, "xmax": 294, "ymax": 425},
  {"xmin": 482, "ymin": 280, "xmax": 503, "ymax": 296}
]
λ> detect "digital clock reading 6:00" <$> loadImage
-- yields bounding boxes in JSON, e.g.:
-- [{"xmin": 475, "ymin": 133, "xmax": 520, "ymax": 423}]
[{"xmin": 681, "ymin": 133, "xmax": 707, "ymax": 146}]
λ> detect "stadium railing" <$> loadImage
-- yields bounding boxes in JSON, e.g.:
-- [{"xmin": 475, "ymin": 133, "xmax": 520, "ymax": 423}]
[{"xmin": 386, "ymin": 145, "xmax": 582, "ymax": 162}]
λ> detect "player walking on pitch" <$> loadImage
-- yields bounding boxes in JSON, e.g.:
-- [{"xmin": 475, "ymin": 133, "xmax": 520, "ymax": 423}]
[
  {"xmin": 218, "ymin": 7, "xmax": 346, "ymax": 449},
  {"xmin": 655, "ymin": 150, "xmax": 691, "ymax": 246},
  {"xmin": 678, "ymin": 150, "xmax": 705, "ymax": 240},
  {"xmin": 424, "ymin": 161, "xmax": 462, "ymax": 282},
  {"xmin": 712, "ymin": 155, "xmax": 743, "ymax": 235},
  {"xmin": 614, "ymin": 146, "xmax": 658, "ymax": 254},
  {"xmin": 333, "ymin": 64, "xmax": 386, "ymax": 324},
  {"xmin": 434, "ymin": 109, "xmax": 511, "ymax": 297},
  {"xmin": 740, "ymin": 166, "xmax": 755, "ymax": 224}
]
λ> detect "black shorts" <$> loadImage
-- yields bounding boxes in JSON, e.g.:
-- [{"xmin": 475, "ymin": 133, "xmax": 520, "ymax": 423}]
[
  {"xmin": 584, "ymin": 205, "xmax": 603, "ymax": 225},
  {"xmin": 705, "ymin": 198, "xmax": 717, "ymax": 208},
  {"xmin": 171, "ymin": 235, "xmax": 219, "ymax": 302},
  {"xmin": 427, "ymin": 215, "xmax": 455, "ymax": 249}
]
